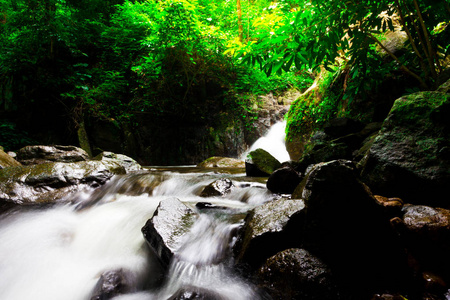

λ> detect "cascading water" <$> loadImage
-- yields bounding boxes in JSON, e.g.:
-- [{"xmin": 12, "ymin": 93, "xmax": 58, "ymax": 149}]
[
  {"xmin": 242, "ymin": 120, "xmax": 290, "ymax": 163},
  {"xmin": 0, "ymin": 167, "xmax": 274, "ymax": 300}
]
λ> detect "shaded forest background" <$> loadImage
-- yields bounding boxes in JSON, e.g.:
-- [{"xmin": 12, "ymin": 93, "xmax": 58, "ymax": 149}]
[{"xmin": 1, "ymin": 0, "xmax": 449, "ymax": 164}]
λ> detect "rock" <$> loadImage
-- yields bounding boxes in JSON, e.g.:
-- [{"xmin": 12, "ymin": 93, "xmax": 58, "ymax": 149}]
[
  {"xmin": 199, "ymin": 178, "xmax": 234, "ymax": 197},
  {"xmin": 391, "ymin": 205, "xmax": 450, "ymax": 278},
  {"xmin": 323, "ymin": 117, "xmax": 365, "ymax": 138},
  {"xmin": 361, "ymin": 87, "xmax": 450, "ymax": 207},
  {"xmin": 0, "ymin": 148, "xmax": 21, "ymax": 169},
  {"xmin": 373, "ymin": 195, "xmax": 404, "ymax": 217},
  {"xmin": 297, "ymin": 142, "xmax": 351, "ymax": 172},
  {"xmin": 16, "ymin": 145, "xmax": 89, "ymax": 165},
  {"xmin": 0, "ymin": 160, "xmax": 127, "ymax": 205},
  {"xmin": 266, "ymin": 166, "xmax": 303, "ymax": 194},
  {"xmin": 195, "ymin": 202, "xmax": 228, "ymax": 210},
  {"xmin": 90, "ymin": 269, "xmax": 138, "ymax": 300},
  {"xmin": 235, "ymin": 198, "xmax": 305, "ymax": 268},
  {"xmin": 93, "ymin": 151, "xmax": 142, "ymax": 173},
  {"xmin": 293, "ymin": 160, "xmax": 411, "ymax": 296},
  {"xmin": 245, "ymin": 148, "xmax": 281, "ymax": 177},
  {"xmin": 257, "ymin": 248, "xmax": 338, "ymax": 300},
  {"xmin": 168, "ymin": 286, "xmax": 227, "ymax": 300},
  {"xmin": 197, "ymin": 157, "xmax": 245, "ymax": 168},
  {"xmin": 141, "ymin": 198, "xmax": 198, "ymax": 268}
]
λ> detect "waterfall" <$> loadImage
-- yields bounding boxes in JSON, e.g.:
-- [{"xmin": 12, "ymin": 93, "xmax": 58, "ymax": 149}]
[
  {"xmin": 242, "ymin": 120, "xmax": 290, "ymax": 163},
  {"xmin": 0, "ymin": 169, "xmax": 273, "ymax": 300}
]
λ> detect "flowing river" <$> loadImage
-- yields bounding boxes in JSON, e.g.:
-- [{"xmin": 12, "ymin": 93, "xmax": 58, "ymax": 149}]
[
  {"xmin": 0, "ymin": 121, "xmax": 290, "ymax": 299},
  {"xmin": 0, "ymin": 166, "xmax": 275, "ymax": 300}
]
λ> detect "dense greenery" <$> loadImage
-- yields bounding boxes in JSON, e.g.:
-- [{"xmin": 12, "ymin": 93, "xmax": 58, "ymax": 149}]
[{"xmin": 0, "ymin": 0, "xmax": 449, "ymax": 152}]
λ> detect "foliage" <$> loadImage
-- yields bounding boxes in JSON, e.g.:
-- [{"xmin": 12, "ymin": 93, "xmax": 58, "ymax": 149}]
[
  {"xmin": 285, "ymin": 70, "xmax": 342, "ymax": 141},
  {"xmin": 0, "ymin": 120, "xmax": 37, "ymax": 151},
  {"xmin": 235, "ymin": 0, "xmax": 450, "ymax": 97}
]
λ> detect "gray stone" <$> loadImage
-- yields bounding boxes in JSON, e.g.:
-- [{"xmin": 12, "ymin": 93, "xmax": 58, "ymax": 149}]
[
  {"xmin": 141, "ymin": 198, "xmax": 198, "ymax": 268},
  {"xmin": 17, "ymin": 145, "xmax": 89, "ymax": 165}
]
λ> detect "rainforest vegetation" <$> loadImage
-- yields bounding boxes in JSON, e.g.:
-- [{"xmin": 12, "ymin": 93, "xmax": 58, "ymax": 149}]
[{"xmin": 0, "ymin": 0, "xmax": 449, "ymax": 157}]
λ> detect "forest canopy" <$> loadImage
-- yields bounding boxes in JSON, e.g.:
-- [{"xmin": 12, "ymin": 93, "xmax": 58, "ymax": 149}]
[{"xmin": 0, "ymin": 0, "xmax": 449, "ymax": 150}]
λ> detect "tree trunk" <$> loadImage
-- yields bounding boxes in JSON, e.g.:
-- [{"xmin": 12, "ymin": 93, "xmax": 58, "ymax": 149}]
[{"xmin": 237, "ymin": 0, "xmax": 244, "ymax": 42}]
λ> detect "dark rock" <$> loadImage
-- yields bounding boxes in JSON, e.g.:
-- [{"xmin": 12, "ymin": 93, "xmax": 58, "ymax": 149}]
[
  {"xmin": 235, "ymin": 198, "xmax": 305, "ymax": 268},
  {"xmin": 323, "ymin": 117, "xmax": 364, "ymax": 138},
  {"xmin": 266, "ymin": 166, "xmax": 303, "ymax": 194},
  {"xmin": 373, "ymin": 195, "xmax": 404, "ymax": 218},
  {"xmin": 391, "ymin": 205, "xmax": 450, "ymax": 281},
  {"xmin": 16, "ymin": 145, "xmax": 89, "ymax": 165},
  {"xmin": 293, "ymin": 160, "xmax": 412, "ymax": 296},
  {"xmin": 245, "ymin": 148, "xmax": 281, "ymax": 177},
  {"xmin": 90, "ymin": 269, "xmax": 138, "ymax": 300},
  {"xmin": 93, "ymin": 151, "xmax": 142, "ymax": 173},
  {"xmin": 168, "ymin": 286, "xmax": 228, "ymax": 300},
  {"xmin": 257, "ymin": 248, "xmax": 338, "ymax": 300},
  {"xmin": 142, "ymin": 198, "xmax": 198, "ymax": 268},
  {"xmin": 361, "ymin": 88, "xmax": 450, "ymax": 207},
  {"xmin": 195, "ymin": 202, "xmax": 228, "ymax": 211},
  {"xmin": 0, "ymin": 160, "xmax": 127, "ymax": 205},
  {"xmin": 297, "ymin": 142, "xmax": 351, "ymax": 172},
  {"xmin": 199, "ymin": 178, "xmax": 234, "ymax": 197},
  {"xmin": 197, "ymin": 157, "xmax": 245, "ymax": 168},
  {"xmin": 0, "ymin": 148, "xmax": 21, "ymax": 169}
]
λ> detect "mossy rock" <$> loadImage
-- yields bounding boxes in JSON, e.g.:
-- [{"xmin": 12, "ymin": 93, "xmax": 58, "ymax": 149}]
[
  {"xmin": 0, "ymin": 149, "xmax": 21, "ymax": 169},
  {"xmin": 245, "ymin": 148, "xmax": 282, "ymax": 177},
  {"xmin": 361, "ymin": 82, "xmax": 450, "ymax": 207},
  {"xmin": 197, "ymin": 156, "xmax": 245, "ymax": 168}
]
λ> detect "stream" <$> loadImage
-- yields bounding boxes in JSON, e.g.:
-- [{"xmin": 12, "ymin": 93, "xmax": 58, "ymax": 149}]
[
  {"xmin": 0, "ymin": 122, "xmax": 289, "ymax": 300},
  {"xmin": 0, "ymin": 167, "xmax": 274, "ymax": 300}
]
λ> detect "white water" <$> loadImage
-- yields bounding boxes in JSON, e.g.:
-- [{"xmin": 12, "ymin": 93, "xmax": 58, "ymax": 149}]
[
  {"xmin": 0, "ymin": 170, "xmax": 273, "ymax": 300},
  {"xmin": 242, "ymin": 121, "xmax": 291, "ymax": 163}
]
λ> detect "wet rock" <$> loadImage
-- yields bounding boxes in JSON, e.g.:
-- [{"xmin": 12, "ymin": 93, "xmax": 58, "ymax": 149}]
[
  {"xmin": 197, "ymin": 157, "xmax": 245, "ymax": 168},
  {"xmin": 373, "ymin": 195, "xmax": 404, "ymax": 217},
  {"xmin": 195, "ymin": 202, "xmax": 228, "ymax": 211},
  {"xmin": 168, "ymin": 286, "xmax": 227, "ymax": 300},
  {"xmin": 266, "ymin": 166, "xmax": 303, "ymax": 194},
  {"xmin": 258, "ymin": 248, "xmax": 338, "ymax": 300},
  {"xmin": 391, "ymin": 205, "xmax": 450, "ymax": 281},
  {"xmin": 235, "ymin": 198, "xmax": 305, "ymax": 268},
  {"xmin": 361, "ymin": 86, "xmax": 450, "ymax": 207},
  {"xmin": 90, "ymin": 269, "xmax": 138, "ymax": 300},
  {"xmin": 245, "ymin": 148, "xmax": 281, "ymax": 177},
  {"xmin": 0, "ymin": 160, "xmax": 127, "ymax": 205},
  {"xmin": 293, "ymin": 160, "xmax": 411, "ymax": 296},
  {"xmin": 199, "ymin": 178, "xmax": 234, "ymax": 197},
  {"xmin": 142, "ymin": 198, "xmax": 198, "ymax": 268},
  {"xmin": 370, "ymin": 294, "xmax": 409, "ymax": 300},
  {"xmin": 93, "ymin": 151, "xmax": 142, "ymax": 173},
  {"xmin": 16, "ymin": 145, "xmax": 89, "ymax": 165},
  {"xmin": 0, "ymin": 148, "xmax": 21, "ymax": 169}
]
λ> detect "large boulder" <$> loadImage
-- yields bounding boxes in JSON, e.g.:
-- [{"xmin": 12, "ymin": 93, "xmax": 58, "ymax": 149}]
[
  {"xmin": 257, "ymin": 248, "xmax": 338, "ymax": 300},
  {"xmin": 0, "ymin": 148, "xmax": 21, "ymax": 169},
  {"xmin": 197, "ymin": 157, "xmax": 245, "ymax": 168},
  {"xmin": 293, "ymin": 160, "xmax": 411, "ymax": 297},
  {"xmin": 391, "ymin": 205, "xmax": 450, "ymax": 287},
  {"xmin": 93, "ymin": 151, "xmax": 142, "ymax": 173},
  {"xmin": 266, "ymin": 166, "xmax": 303, "ymax": 194},
  {"xmin": 361, "ymin": 87, "xmax": 450, "ymax": 207},
  {"xmin": 16, "ymin": 145, "xmax": 89, "ymax": 165},
  {"xmin": 234, "ymin": 198, "xmax": 305, "ymax": 268},
  {"xmin": 0, "ymin": 160, "xmax": 127, "ymax": 205},
  {"xmin": 141, "ymin": 198, "xmax": 198, "ymax": 268},
  {"xmin": 245, "ymin": 148, "xmax": 281, "ymax": 177}
]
